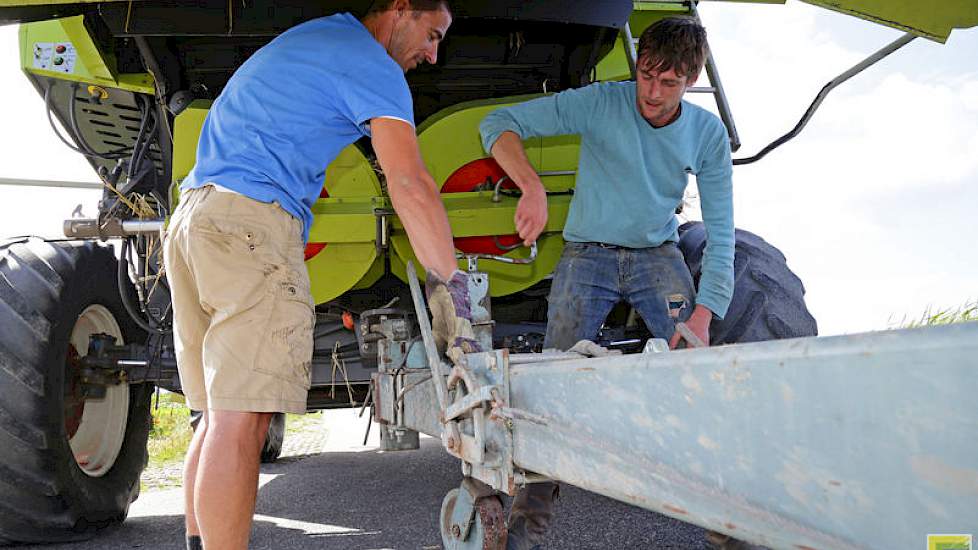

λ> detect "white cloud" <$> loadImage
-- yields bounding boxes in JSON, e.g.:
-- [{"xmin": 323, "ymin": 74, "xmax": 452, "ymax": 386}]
[
  {"xmin": 961, "ymin": 81, "xmax": 978, "ymax": 111},
  {"xmin": 812, "ymin": 73, "xmax": 978, "ymax": 191},
  {"xmin": 698, "ymin": 2, "xmax": 978, "ymax": 334}
]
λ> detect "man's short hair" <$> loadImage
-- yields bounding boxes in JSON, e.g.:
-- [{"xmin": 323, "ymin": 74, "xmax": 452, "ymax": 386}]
[
  {"xmin": 636, "ymin": 16, "xmax": 708, "ymax": 79},
  {"xmin": 367, "ymin": 0, "xmax": 451, "ymax": 16}
]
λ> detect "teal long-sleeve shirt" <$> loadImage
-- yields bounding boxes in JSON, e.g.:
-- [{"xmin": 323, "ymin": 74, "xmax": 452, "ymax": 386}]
[{"xmin": 479, "ymin": 81, "xmax": 735, "ymax": 319}]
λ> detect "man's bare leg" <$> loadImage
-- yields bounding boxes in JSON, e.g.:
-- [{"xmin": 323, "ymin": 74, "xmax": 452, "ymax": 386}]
[
  {"xmin": 195, "ymin": 410, "xmax": 273, "ymax": 550},
  {"xmin": 183, "ymin": 411, "xmax": 208, "ymax": 543}
]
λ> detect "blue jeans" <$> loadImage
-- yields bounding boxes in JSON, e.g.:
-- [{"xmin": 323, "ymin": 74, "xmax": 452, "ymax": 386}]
[{"xmin": 544, "ymin": 241, "xmax": 695, "ymax": 351}]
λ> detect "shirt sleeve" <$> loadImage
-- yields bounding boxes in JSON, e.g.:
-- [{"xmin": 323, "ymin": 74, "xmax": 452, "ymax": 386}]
[
  {"xmin": 694, "ymin": 121, "xmax": 735, "ymax": 319},
  {"xmin": 479, "ymin": 84, "xmax": 600, "ymax": 153},
  {"xmin": 335, "ymin": 55, "xmax": 415, "ymax": 136}
]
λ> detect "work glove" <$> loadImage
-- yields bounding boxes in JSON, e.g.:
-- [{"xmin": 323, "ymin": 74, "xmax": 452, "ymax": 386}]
[
  {"xmin": 425, "ymin": 269, "xmax": 482, "ymax": 364},
  {"xmin": 567, "ymin": 339, "xmax": 621, "ymax": 358}
]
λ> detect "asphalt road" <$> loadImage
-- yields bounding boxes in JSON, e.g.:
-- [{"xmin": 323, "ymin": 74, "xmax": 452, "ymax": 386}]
[{"xmin": 23, "ymin": 410, "xmax": 708, "ymax": 550}]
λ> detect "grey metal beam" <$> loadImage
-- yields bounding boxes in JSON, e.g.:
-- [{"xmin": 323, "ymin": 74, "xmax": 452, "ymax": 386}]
[
  {"xmin": 385, "ymin": 322, "xmax": 978, "ymax": 548},
  {"xmin": 505, "ymin": 322, "xmax": 978, "ymax": 549}
]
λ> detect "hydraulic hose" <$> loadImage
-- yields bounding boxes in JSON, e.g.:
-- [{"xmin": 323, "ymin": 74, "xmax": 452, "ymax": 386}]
[
  {"xmin": 45, "ymin": 81, "xmax": 128, "ymax": 160},
  {"xmin": 127, "ymin": 95, "xmax": 157, "ymax": 182},
  {"xmin": 118, "ymin": 238, "xmax": 170, "ymax": 335}
]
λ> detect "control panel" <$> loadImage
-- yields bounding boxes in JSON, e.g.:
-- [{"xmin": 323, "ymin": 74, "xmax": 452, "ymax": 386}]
[{"xmin": 32, "ymin": 42, "xmax": 77, "ymax": 74}]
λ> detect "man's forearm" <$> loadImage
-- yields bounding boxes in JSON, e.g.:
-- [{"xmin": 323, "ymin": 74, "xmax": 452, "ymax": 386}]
[
  {"xmin": 386, "ymin": 172, "xmax": 458, "ymax": 281},
  {"xmin": 370, "ymin": 118, "xmax": 459, "ymax": 281},
  {"xmin": 490, "ymin": 131, "xmax": 545, "ymax": 197}
]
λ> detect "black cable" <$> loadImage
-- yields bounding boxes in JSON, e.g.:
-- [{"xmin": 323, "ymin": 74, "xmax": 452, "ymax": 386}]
[
  {"xmin": 45, "ymin": 81, "xmax": 96, "ymax": 157},
  {"xmin": 46, "ymin": 81, "xmax": 129, "ymax": 160},
  {"xmin": 65, "ymin": 82, "xmax": 129, "ymax": 160},
  {"xmin": 67, "ymin": 83, "xmax": 98, "ymax": 156},
  {"xmin": 128, "ymin": 95, "xmax": 157, "ymax": 181},
  {"xmin": 68, "ymin": 83, "xmax": 129, "ymax": 160},
  {"xmin": 119, "ymin": 238, "xmax": 170, "ymax": 335},
  {"xmin": 731, "ymin": 84, "xmax": 827, "ymax": 166},
  {"xmin": 495, "ymin": 188, "xmax": 574, "ymax": 198}
]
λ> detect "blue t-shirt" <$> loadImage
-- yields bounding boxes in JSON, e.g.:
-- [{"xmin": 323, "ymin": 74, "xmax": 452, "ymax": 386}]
[
  {"xmin": 480, "ymin": 82, "xmax": 735, "ymax": 318},
  {"xmin": 181, "ymin": 13, "xmax": 414, "ymax": 242}
]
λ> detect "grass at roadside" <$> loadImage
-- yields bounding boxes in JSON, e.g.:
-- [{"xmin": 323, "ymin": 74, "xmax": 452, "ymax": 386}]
[
  {"xmin": 141, "ymin": 392, "xmax": 323, "ymax": 491},
  {"xmin": 142, "ymin": 391, "xmax": 193, "ymax": 491},
  {"xmin": 891, "ymin": 299, "xmax": 978, "ymax": 328},
  {"xmin": 148, "ymin": 392, "xmax": 194, "ymax": 466}
]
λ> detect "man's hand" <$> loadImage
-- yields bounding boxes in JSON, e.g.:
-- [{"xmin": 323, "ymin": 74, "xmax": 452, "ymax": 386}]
[
  {"xmin": 490, "ymin": 131, "xmax": 548, "ymax": 246},
  {"xmin": 425, "ymin": 270, "xmax": 482, "ymax": 364},
  {"xmin": 515, "ymin": 186, "xmax": 547, "ymax": 246},
  {"xmin": 670, "ymin": 304, "xmax": 713, "ymax": 349}
]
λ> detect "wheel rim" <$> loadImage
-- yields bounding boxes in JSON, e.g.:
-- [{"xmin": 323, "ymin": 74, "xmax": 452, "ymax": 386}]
[{"xmin": 65, "ymin": 304, "xmax": 130, "ymax": 477}]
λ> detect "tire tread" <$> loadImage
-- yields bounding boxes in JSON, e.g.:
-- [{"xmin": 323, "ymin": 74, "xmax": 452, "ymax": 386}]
[
  {"xmin": 0, "ymin": 238, "xmax": 151, "ymax": 546},
  {"xmin": 678, "ymin": 222, "xmax": 817, "ymax": 345}
]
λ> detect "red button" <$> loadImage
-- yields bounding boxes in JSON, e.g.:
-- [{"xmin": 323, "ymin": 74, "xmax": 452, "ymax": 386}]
[{"xmin": 55, "ymin": 44, "xmax": 66, "ymax": 54}]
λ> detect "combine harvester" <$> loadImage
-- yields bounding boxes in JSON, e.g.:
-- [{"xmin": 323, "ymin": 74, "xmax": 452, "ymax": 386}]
[{"xmin": 0, "ymin": 0, "xmax": 975, "ymax": 548}]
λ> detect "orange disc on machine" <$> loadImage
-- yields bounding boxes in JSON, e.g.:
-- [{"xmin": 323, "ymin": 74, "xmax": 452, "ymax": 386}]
[{"xmin": 441, "ymin": 158, "xmax": 521, "ymax": 255}]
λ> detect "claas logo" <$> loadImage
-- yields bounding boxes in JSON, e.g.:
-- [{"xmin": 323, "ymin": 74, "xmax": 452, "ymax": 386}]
[{"xmin": 928, "ymin": 535, "xmax": 973, "ymax": 550}]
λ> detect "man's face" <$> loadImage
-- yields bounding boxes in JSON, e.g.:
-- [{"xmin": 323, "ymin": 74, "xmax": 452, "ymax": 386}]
[
  {"xmin": 635, "ymin": 59, "xmax": 696, "ymax": 127},
  {"xmin": 388, "ymin": 6, "xmax": 452, "ymax": 72}
]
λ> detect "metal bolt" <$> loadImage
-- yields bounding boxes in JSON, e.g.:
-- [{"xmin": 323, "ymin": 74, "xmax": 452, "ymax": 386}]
[{"xmin": 451, "ymin": 524, "xmax": 461, "ymax": 538}]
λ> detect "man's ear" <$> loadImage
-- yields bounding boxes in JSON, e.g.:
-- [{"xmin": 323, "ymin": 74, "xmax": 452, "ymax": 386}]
[
  {"xmin": 392, "ymin": 0, "xmax": 409, "ymax": 16},
  {"xmin": 685, "ymin": 70, "xmax": 699, "ymax": 90}
]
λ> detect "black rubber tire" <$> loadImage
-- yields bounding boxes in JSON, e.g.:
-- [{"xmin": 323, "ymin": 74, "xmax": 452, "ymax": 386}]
[
  {"xmin": 260, "ymin": 413, "xmax": 286, "ymax": 463},
  {"xmin": 0, "ymin": 238, "xmax": 151, "ymax": 545},
  {"xmin": 189, "ymin": 410, "xmax": 285, "ymax": 463},
  {"xmin": 678, "ymin": 222, "xmax": 817, "ymax": 345}
]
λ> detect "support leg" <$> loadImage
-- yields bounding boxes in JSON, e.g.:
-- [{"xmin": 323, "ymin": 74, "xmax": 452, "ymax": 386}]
[{"xmin": 441, "ymin": 478, "xmax": 507, "ymax": 550}]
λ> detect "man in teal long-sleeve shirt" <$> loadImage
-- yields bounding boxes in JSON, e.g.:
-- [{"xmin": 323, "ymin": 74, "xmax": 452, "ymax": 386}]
[{"xmin": 478, "ymin": 17, "xmax": 734, "ymax": 549}]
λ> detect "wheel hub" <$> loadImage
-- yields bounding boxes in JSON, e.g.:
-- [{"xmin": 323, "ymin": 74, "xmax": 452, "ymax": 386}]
[{"xmin": 65, "ymin": 304, "xmax": 130, "ymax": 477}]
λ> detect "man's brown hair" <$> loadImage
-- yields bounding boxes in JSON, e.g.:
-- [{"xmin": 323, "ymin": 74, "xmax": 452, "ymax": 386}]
[
  {"xmin": 636, "ymin": 16, "xmax": 708, "ymax": 79},
  {"xmin": 366, "ymin": 0, "xmax": 451, "ymax": 16}
]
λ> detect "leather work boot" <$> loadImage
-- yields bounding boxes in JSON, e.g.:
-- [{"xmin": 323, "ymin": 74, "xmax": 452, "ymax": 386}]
[{"xmin": 506, "ymin": 482, "xmax": 559, "ymax": 550}]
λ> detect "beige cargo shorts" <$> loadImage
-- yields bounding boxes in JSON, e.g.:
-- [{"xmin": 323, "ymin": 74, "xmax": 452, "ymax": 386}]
[{"xmin": 162, "ymin": 185, "xmax": 314, "ymax": 414}]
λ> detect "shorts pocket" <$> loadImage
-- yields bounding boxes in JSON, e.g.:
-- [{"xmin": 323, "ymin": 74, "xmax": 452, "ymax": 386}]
[
  {"xmin": 254, "ymin": 267, "xmax": 315, "ymax": 389},
  {"xmin": 190, "ymin": 215, "xmax": 271, "ymax": 257}
]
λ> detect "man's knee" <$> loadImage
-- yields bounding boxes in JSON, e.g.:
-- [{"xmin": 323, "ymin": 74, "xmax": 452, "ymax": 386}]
[{"xmin": 206, "ymin": 410, "xmax": 274, "ymax": 447}]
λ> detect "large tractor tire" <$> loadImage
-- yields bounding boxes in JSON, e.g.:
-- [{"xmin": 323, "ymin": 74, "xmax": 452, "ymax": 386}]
[
  {"xmin": 0, "ymin": 238, "xmax": 152, "ymax": 545},
  {"xmin": 260, "ymin": 412, "xmax": 286, "ymax": 462},
  {"xmin": 677, "ymin": 222, "xmax": 817, "ymax": 345}
]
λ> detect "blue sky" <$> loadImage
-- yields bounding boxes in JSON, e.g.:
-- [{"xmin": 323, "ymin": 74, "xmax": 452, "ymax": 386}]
[{"xmin": 1, "ymin": 1, "xmax": 975, "ymax": 335}]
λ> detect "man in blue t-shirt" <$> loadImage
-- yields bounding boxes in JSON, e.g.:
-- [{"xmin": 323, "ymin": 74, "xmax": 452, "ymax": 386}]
[
  {"xmin": 162, "ymin": 1, "xmax": 473, "ymax": 549},
  {"xmin": 479, "ymin": 17, "xmax": 735, "ymax": 549}
]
